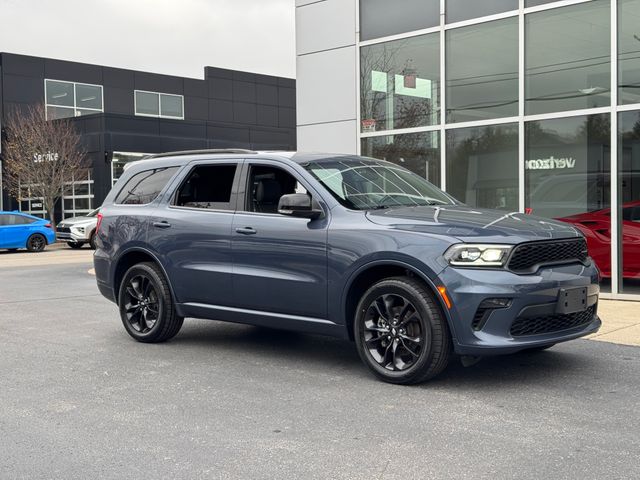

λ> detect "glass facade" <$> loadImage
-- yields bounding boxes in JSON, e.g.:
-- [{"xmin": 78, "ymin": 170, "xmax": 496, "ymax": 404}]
[
  {"xmin": 134, "ymin": 91, "xmax": 184, "ymax": 119},
  {"xmin": 357, "ymin": 0, "xmax": 640, "ymax": 298},
  {"xmin": 360, "ymin": 34, "xmax": 440, "ymax": 132},
  {"xmin": 446, "ymin": 17, "xmax": 518, "ymax": 122},
  {"xmin": 447, "ymin": 123, "xmax": 519, "ymax": 210}
]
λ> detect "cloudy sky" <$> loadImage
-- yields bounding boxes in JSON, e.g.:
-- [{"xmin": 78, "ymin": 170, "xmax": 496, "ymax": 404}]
[{"xmin": 0, "ymin": 0, "xmax": 296, "ymax": 79}]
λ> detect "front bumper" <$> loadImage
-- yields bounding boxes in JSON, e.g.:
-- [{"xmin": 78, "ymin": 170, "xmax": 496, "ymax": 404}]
[
  {"xmin": 56, "ymin": 226, "xmax": 89, "ymax": 243},
  {"xmin": 439, "ymin": 261, "xmax": 601, "ymax": 355}
]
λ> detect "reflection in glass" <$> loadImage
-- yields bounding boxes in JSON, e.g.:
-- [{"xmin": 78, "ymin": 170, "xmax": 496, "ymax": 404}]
[
  {"xmin": 525, "ymin": 114, "xmax": 611, "ymax": 290},
  {"xmin": 135, "ymin": 91, "xmax": 159, "ymax": 116},
  {"xmin": 525, "ymin": 1, "xmax": 610, "ymax": 115},
  {"xmin": 446, "ymin": 123, "xmax": 518, "ymax": 210},
  {"xmin": 618, "ymin": 0, "xmax": 640, "ymax": 105},
  {"xmin": 618, "ymin": 111, "xmax": 640, "ymax": 293},
  {"xmin": 46, "ymin": 80, "xmax": 74, "ymax": 107},
  {"xmin": 525, "ymin": 0, "xmax": 558, "ymax": 6},
  {"xmin": 361, "ymin": 131, "xmax": 440, "ymax": 185},
  {"xmin": 446, "ymin": 0, "xmax": 517, "ymax": 23},
  {"xmin": 160, "ymin": 94, "xmax": 183, "ymax": 118},
  {"xmin": 46, "ymin": 106, "xmax": 74, "ymax": 120},
  {"xmin": 360, "ymin": 0, "xmax": 440, "ymax": 41},
  {"xmin": 75, "ymin": 84, "xmax": 102, "ymax": 110},
  {"xmin": 446, "ymin": 17, "xmax": 518, "ymax": 123},
  {"xmin": 360, "ymin": 34, "xmax": 440, "ymax": 132}
]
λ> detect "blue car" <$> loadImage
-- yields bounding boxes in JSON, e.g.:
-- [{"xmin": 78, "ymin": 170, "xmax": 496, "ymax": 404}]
[
  {"xmin": 0, "ymin": 211, "xmax": 56, "ymax": 252},
  {"xmin": 94, "ymin": 150, "xmax": 600, "ymax": 384}
]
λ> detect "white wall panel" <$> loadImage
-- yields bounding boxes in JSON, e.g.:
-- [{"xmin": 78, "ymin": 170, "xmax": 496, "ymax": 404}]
[
  {"xmin": 296, "ymin": 0, "xmax": 356, "ymax": 55},
  {"xmin": 297, "ymin": 120, "xmax": 358, "ymax": 154},
  {"xmin": 296, "ymin": 45, "xmax": 357, "ymax": 126}
]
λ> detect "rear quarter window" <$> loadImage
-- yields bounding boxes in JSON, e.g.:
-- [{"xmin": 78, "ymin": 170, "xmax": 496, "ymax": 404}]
[{"xmin": 115, "ymin": 167, "xmax": 179, "ymax": 205}]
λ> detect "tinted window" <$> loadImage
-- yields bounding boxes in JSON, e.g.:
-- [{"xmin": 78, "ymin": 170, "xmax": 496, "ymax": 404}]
[
  {"xmin": 446, "ymin": 0, "xmax": 517, "ymax": 23},
  {"xmin": 0, "ymin": 215, "xmax": 34, "ymax": 225},
  {"xmin": 175, "ymin": 164, "xmax": 237, "ymax": 209},
  {"xmin": 446, "ymin": 123, "xmax": 519, "ymax": 211},
  {"xmin": 246, "ymin": 165, "xmax": 307, "ymax": 214},
  {"xmin": 360, "ymin": 33, "xmax": 440, "ymax": 132},
  {"xmin": 115, "ymin": 167, "xmax": 179, "ymax": 205},
  {"xmin": 525, "ymin": 1, "xmax": 610, "ymax": 115},
  {"xmin": 361, "ymin": 131, "xmax": 440, "ymax": 185},
  {"xmin": 618, "ymin": 0, "xmax": 640, "ymax": 105},
  {"xmin": 360, "ymin": 0, "xmax": 440, "ymax": 41},
  {"xmin": 446, "ymin": 17, "xmax": 518, "ymax": 123}
]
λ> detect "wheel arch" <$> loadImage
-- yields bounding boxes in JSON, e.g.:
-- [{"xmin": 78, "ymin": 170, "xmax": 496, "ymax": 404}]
[
  {"xmin": 112, "ymin": 247, "xmax": 177, "ymax": 306},
  {"xmin": 342, "ymin": 260, "xmax": 452, "ymax": 341}
]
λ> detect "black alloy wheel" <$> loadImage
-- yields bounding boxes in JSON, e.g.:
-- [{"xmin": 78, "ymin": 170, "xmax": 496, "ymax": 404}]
[
  {"xmin": 362, "ymin": 293, "xmax": 425, "ymax": 372},
  {"xmin": 354, "ymin": 277, "xmax": 451, "ymax": 384},
  {"xmin": 27, "ymin": 234, "xmax": 46, "ymax": 252},
  {"xmin": 118, "ymin": 262, "xmax": 183, "ymax": 343}
]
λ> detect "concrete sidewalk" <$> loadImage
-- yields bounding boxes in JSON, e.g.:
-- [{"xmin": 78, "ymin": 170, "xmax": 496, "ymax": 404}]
[
  {"xmin": 589, "ymin": 299, "xmax": 640, "ymax": 347},
  {"xmin": 1, "ymin": 246, "xmax": 638, "ymax": 347}
]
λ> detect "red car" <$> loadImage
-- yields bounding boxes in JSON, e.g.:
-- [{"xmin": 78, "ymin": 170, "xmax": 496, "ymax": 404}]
[{"xmin": 557, "ymin": 201, "xmax": 640, "ymax": 279}]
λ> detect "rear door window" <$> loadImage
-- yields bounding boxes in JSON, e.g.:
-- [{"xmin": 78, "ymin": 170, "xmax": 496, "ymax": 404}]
[
  {"xmin": 174, "ymin": 164, "xmax": 238, "ymax": 210},
  {"xmin": 115, "ymin": 167, "xmax": 179, "ymax": 205}
]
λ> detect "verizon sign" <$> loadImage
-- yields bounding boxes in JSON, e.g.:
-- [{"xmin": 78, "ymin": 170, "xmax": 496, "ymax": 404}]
[{"xmin": 525, "ymin": 156, "xmax": 576, "ymax": 170}]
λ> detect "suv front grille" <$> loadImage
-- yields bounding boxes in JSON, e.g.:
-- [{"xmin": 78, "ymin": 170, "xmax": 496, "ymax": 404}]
[
  {"xmin": 510, "ymin": 305, "xmax": 596, "ymax": 337},
  {"xmin": 57, "ymin": 226, "xmax": 71, "ymax": 233},
  {"xmin": 507, "ymin": 238, "xmax": 588, "ymax": 273}
]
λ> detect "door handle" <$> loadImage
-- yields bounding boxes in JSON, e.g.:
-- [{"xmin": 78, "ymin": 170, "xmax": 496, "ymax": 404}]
[
  {"xmin": 153, "ymin": 221, "xmax": 171, "ymax": 229},
  {"xmin": 235, "ymin": 226, "xmax": 257, "ymax": 235}
]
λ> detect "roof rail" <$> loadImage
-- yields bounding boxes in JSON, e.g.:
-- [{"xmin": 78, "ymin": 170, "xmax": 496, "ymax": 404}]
[{"xmin": 143, "ymin": 149, "xmax": 257, "ymax": 160}]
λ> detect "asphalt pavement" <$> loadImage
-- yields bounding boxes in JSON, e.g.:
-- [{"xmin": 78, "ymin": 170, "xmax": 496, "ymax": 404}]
[{"xmin": 1, "ymin": 252, "xmax": 639, "ymax": 479}]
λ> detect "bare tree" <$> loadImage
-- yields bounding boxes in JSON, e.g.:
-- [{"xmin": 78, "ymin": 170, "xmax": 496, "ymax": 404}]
[{"xmin": 2, "ymin": 103, "xmax": 87, "ymax": 228}]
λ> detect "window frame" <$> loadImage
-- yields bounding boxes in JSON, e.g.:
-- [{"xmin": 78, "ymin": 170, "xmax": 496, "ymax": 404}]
[
  {"xmin": 169, "ymin": 160, "xmax": 242, "ymax": 213},
  {"xmin": 114, "ymin": 166, "xmax": 180, "ymax": 206},
  {"xmin": 134, "ymin": 90, "xmax": 185, "ymax": 120},
  {"xmin": 44, "ymin": 79, "xmax": 104, "ymax": 120},
  {"xmin": 238, "ymin": 160, "xmax": 324, "ymax": 217}
]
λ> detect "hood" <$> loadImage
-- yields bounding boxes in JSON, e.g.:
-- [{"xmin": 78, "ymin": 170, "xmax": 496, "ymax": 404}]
[
  {"xmin": 58, "ymin": 216, "xmax": 97, "ymax": 227},
  {"xmin": 366, "ymin": 205, "xmax": 581, "ymax": 244}
]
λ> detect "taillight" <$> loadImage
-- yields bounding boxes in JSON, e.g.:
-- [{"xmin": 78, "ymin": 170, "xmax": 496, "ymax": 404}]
[
  {"xmin": 44, "ymin": 223, "xmax": 52, "ymax": 228},
  {"xmin": 96, "ymin": 213, "xmax": 103, "ymax": 233}
]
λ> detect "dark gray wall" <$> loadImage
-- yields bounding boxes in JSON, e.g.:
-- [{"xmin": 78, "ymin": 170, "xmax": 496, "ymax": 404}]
[{"xmin": 0, "ymin": 52, "xmax": 297, "ymax": 211}]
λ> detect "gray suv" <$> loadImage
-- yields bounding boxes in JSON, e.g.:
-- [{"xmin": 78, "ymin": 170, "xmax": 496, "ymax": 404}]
[{"xmin": 94, "ymin": 150, "xmax": 600, "ymax": 384}]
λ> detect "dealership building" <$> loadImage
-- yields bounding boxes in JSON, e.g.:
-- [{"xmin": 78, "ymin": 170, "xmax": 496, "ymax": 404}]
[
  {"xmin": 295, "ymin": 0, "xmax": 640, "ymax": 299},
  {"xmin": 0, "ymin": 52, "xmax": 296, "ymax": 218}
]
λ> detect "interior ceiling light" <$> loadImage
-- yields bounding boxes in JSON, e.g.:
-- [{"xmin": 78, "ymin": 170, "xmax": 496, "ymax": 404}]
[
  {"xmin": 52, "ymin": 93, "xmax": 67, "ymax": 98},
  {"xmin": 579, "ymin": 86, "xmax": 604, "ymax": 95}
]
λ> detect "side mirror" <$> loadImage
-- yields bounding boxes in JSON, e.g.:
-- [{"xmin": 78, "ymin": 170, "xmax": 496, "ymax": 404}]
[{"xmin": 278, "ymin": 193, "xmax": 323, "ymax": 219}]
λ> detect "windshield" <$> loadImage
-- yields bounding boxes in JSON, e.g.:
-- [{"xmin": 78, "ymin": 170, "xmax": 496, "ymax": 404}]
[{"xmin": 304, "ymin": 157, "xmax": 455, "ymax": 210}]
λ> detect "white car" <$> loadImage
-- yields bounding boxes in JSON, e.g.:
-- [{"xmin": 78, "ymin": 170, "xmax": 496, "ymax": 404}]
[{"xmin": 56, "ymin": 208, "xmax": 99, "ymax": 249}]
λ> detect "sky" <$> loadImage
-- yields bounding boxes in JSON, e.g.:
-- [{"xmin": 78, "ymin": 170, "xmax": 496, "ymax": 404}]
[{"xmin": 0, "ymin": 0, "xmax": 296, "ymax": 79}]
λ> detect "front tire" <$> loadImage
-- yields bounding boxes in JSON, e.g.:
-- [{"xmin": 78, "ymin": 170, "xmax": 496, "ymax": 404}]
[
  {"xmin": 27, "ymin": 234, "xmax": 46, "ymax": 252},
  {"xmin": 89, "ymin": 231, "xmax": 96, "ymax": 250},
  {"xmin": 354, "ymin": 277, "xmax": 451, "ymax": 385},
  {"xmin": 67, "ymin": 241, "xmax": 84, "ymax": 249},
  {"xmin": 118, "ymin": 262, "xmax": 184, "ymax": 343}
]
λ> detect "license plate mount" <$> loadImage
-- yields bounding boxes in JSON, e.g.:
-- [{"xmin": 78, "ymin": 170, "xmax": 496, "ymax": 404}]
[{"xmin": 556, "ymin": 287, "xmax": 588, "ymax": 314}]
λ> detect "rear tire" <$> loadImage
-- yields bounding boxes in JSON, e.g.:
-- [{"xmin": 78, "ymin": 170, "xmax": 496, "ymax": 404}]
[
  {"xmin": 26, "ymin": 234, "xmax": 46, "ymax": 252},
  {"xmin": 67, "ymin": 241, "xmax": 84, "ymax": 249},
  {"xmin": 89, "ymin": 231, "xmax": 96, "ymax": 250},
  {"xmin": 354, "ymin": 276, "xmax": 451, "ymax": 385},
  {"xmin": 118, "ymin": 262, "xmax": 184, "ymax": 343}
]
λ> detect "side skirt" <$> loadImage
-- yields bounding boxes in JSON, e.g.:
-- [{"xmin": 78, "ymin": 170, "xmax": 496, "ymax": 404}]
[{"xmin": 176, "ymin": 302, "xmax": 348, "ymax": 338}]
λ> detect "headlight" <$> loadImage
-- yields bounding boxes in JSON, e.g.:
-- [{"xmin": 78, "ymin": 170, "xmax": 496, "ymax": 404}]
[{"xmin": 444, "ymin": 244, "xmax": 513, "ymax": 267}]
